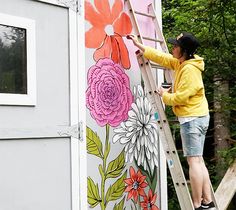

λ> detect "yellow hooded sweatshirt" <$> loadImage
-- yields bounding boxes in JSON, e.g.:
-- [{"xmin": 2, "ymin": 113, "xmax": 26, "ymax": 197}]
[{"xmin": 143, "ymin": 46, "xmax": 209, "ymax": 117}]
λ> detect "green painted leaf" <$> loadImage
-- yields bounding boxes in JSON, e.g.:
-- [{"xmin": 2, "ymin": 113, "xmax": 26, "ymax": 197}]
[
  {"xmin": 86, "ymin": 126, "xmax": 103, "ymax": 159},
  {"xmin": 105, "ymin": 171, "xmax": 127, "ymax": 204},
  {"xmin": 113, "ymin": 197, "xmax": 125, "ymax": 210},
  {"xmin": 151, "ymin": 166, "xmax": 158, "ymax": 192},
  {"xmin": 106, "ymin": 150, "xmax": 125, "ymax": 178},
  {"xmin": 87, "ymin": 177, "xmax": 101, "ymax": 208}
]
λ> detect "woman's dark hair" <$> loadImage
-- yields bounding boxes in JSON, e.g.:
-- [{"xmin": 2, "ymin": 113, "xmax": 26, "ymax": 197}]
[
  {"xmin": 168, "ymin": 32, "xmax": 200, "ymax": 60},
  {"xmin": 179, "ymin": 47, "xmax": 195, "ymax": 60}
]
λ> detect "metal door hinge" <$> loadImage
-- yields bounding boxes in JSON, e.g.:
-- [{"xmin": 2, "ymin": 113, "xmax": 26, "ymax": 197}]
[
  {"xmin": 78, "ymin": 121, "xmax": 83, "ymax": 141},
  {"xmin": 58, "ymin": 122, "xmax": 83, "ymax": 141}
]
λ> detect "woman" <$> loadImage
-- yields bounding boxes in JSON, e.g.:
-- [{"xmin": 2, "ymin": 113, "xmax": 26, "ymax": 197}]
[{"xmin": 128, "ymin": 32, "xmax": 216, "ymax": 210}]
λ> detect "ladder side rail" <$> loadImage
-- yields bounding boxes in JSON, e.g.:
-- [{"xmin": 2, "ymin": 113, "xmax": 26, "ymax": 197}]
[
  {"xmin": 125, "ymin": 0, "xmax": 145, "ymax": 46},
  {"xmin": 139, "ymin": 58, "xmax": 195, "ymax": 210},
  {"xmin": 148, "ymin": 4, "xmax": 169, "ymax": 53},
  {"xmin": 141, "ymin": 4, "xmax": 196, "ymax": 207},
  {"xmin": 126, "ymin": 0, "xmax": 194, "ymax": 208},
  {"xmin": 148, "ymin": 3, "xmax": 174, "ymax": 83},
  {"xmin": 211, "ymin": 185, "xmax": 219, "ymax": 209},
  {"xmin": 137, "ymin": 53, "xmax": 193, "ymax": 210},
  {"xmin": 148, "ymin": 5, "xmax": 219, "ymax": 209},
  {"xmin": 126, "ymin": 0, "xmax": 173, "ymax": 84}
]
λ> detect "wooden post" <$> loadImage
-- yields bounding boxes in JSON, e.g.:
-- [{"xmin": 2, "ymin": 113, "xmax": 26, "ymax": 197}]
[{"xmin": 215, "ymin": 160, "xmax": 236, "ymax": 210}]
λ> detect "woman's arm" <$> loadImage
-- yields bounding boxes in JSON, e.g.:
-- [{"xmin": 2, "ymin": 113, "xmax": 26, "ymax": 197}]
[
  {"xmin": 127, "ymin": 35, "xmax": 146, "ymax": 52},
  {"xmin": 127, "ymin": 35, "xmax": 179, "ymax": 70}
]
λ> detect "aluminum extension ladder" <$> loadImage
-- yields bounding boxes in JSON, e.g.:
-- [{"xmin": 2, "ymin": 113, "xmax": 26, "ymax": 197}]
[{"xmin": 124, "ymin": 0, "xmax": 219, "ymax": 210}]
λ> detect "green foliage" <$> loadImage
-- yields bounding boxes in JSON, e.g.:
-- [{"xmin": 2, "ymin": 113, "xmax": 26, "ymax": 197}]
[
  {"xmin": 162, "ymin": 0, "xmax": 236, "ymax": 208},
  {"xmin": 219, "ymin": 145, "xmax": 236, "ymax": 167},
  {"xmin": 162, "ymin": 2, "xmax": 236, "ymax": 139},
  {"xmin": 162, "ymin": 0, "xmax": 236, "ymax": 86}
]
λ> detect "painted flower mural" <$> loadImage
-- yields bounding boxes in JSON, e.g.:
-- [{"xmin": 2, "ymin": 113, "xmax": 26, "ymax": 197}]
[
  {"xmin": 141, "ymin": 189, "xmax": 159, "ymax": 210},
  {"xmin": 85, "ymin": 0, "xmax": 132, "ymax": 69},
  {"xmin": 85, "ymin": 1, "xmax": 135, "ymax": 209},
  {"xmin": 87, "ymin": 124, "xmax": 127, "ymax": 209},
  {"xmin": 86, "ymin": 59, "xmax": 133, "ymax": 210},
  {"xmin": 85, "ymin": 1, "xmax": 160, "ymax": 210},
  {"xmin": 86, "ymin": 58, "xmax": 133, "ymax": 127},
  {"xmin": 124, "ymin": 166, "xmax": 148, "ymax": 202},
  {"xmin": 113, "ymin": 85, "xmax": 159, "ymax": 171},
  {"xmin": 113, "ymin": 85, "xmax": 160, "ymax": 209},
  {"xmin": 124, "ymin": 166, "xmax": 159, "ymax": 210}
]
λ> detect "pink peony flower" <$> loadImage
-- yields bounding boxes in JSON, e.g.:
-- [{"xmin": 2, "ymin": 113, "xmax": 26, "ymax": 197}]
[{"xmin": 86, "ymin": 58, "xmax": 133, "ymax": 127}]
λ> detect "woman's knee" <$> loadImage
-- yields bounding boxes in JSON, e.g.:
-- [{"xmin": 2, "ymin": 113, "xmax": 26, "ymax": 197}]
[{"xmin": 187, "ymin": 156, "xmax": 202, "ymax": 165}]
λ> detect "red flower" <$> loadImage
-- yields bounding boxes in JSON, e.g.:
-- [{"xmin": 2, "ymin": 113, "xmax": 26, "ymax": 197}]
[
  {"xmin": 85, "ymin": 0, "xmax": 132, "ymax": 69},
  {"xmin": 140, "ymin": 189, "xmax": 159, "ymax": 210},
  {"xmin": 124, "ymin": 166, "xmax": 148, "ymax": 202}
]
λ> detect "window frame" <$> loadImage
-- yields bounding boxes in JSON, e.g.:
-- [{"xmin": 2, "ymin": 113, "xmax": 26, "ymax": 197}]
[{"xmin": 0, "ymin": 13, "xmax": 36, "ymax": 106}]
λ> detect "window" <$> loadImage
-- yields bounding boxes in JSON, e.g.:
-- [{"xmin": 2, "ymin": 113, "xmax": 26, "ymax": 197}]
[
  {"xmin": 0, "ymin": 24, "xmax": 27, "ymax": 94},
  {"xmin": 0, "ymin": 13, "xmax": 36, "ymax": 105}
]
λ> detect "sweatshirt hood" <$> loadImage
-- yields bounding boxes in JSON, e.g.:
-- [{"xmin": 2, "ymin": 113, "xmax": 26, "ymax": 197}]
[{"xmin": 184, "ymin": 54, "xmax": 204, "ymax": 71}]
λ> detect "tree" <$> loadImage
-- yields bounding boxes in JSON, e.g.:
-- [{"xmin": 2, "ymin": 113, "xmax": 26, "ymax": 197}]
[{"xmin": 162, "ymin": 0, "xmax": 236, "ymax": 209}]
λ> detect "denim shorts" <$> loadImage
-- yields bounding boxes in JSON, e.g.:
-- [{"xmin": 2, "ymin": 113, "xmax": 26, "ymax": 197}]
[{"xmin": 180, "ymin": 115, "xmax": 210, "ymax": 157}]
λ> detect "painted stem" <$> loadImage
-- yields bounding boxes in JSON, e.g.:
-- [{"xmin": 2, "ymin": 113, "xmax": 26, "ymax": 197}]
[
  {"xmin": 138, "ymin": 196, "xmax": 141, "ymax": 210},
  {"xmin": 131, "ymin": 199, "xmax": 138, "ymax": 210},
  {"xmin": 100, "ymin": 124, "xmax": 110, "ymax": 210}
]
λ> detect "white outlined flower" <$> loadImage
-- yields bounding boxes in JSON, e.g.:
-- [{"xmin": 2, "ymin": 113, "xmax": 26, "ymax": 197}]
[{"xmin": 113, "ymin": 85, "xmax": 159, "ymax": 171}]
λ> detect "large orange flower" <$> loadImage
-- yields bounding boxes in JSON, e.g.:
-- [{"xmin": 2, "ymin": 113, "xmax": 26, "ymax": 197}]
[{"xmin": 85, "ymin": 0, "xmax": 132, "ymax": 69}]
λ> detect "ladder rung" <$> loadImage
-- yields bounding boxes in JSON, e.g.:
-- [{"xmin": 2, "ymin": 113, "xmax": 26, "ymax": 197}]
[
  {"xmin": 142, "ymin": 36, "xmax": 163, "ymax": 43},
  {"xmin": 134, "ymin": 10, "xmax": 156, "ymax": 18},
  {"xmin": 149, "ymin": 62, "xmax": 165, "ymax": 69}
]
